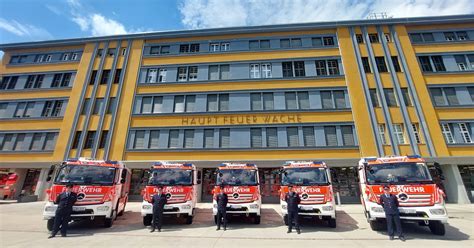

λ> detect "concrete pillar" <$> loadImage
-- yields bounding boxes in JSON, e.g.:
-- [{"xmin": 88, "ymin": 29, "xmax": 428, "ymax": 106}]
[
  {"xmin": 196, "ymin": 168, "xmax": 203, "ymax": 203},
  {"xmin": 34, "ymin": 168, "xmax": 51, "ymax": 201},
  {"xmin": 440, "ymin": 164, "xmax": 470, "ymax": 204}
]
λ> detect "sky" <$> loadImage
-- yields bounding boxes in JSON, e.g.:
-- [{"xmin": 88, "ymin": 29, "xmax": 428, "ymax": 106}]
[{"xmin": 0, "ymin": 0, "xmax": 473, "ymax": 45}]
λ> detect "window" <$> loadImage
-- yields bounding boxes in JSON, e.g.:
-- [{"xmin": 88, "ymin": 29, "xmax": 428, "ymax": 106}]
[
  {"xmin": 219, "ymin": 94, "xmax": 229, "ymax": 111},
  {"xmin": 378, "ymin": 124, "xmax": 388, "ymax": 145},
  {"xmin": 457, "ymin": 31, "xmax": 469, "ymax": 41},
  {"xmin": 34, "ymin": 55, "xmax": 45, "ymax": 63},
  {"xmin": 431, "ymin": 56, "xmax": 446, "ymax": 71},
  {"xmin": 321, "ymin": 91, "xmax": 333, "ymax": 109},
  {"xmin": 444, "ymin": 87, "xmax": 459, "ymax": 105},
  {"xmin": 184, "ymin": 130, "xmax": 195, "ymax": 148},
  {"xmin": 356, "ymin": 34, "xmax": 364, "ymax": 43},
  {"xmin": 100, "ymin": 70, "xmax": 110, "ymax": 84},
  {"xmin": 148, "ymin": 130, "xmax": 160, "ymax": 149},
  {"xmin": 459, "ymin": 123, "xmax": 472, "ymax": 143},
  {"xmin": 250, "ymin": 64, "xmax": 261, "ymax": 79},
  {"xmin": 341, "ymin": 126, "xmax": 355, "ymax": 146},
  {"xmin": 280, "ymin": 39, "xmax": 290, "ymax": 48},
  {"xmin": 84, "ymin": 131, "xmax": 96, "ymax": 149},
  {"xmin": 422, "ymin": 33, "xmax": 434, "ymax": 42},
  {"xmin": 391, "ymin": 56, "xmax": 402, "ymax": 72},
  {"xmin": 207, "ymin": 94, "xmax": 218, "ymax": 112},
  {"xmin": 411, "ymin": 124, "xmax": 422, "ymax": 144},
  {"xmin": 204, "ymin": 129, "xmax": 214, "ymax": 148},
  {"xmin": 24, "ymin": 75, "xmax": 43, "ymax": 89},
  {"xmin": 261, "ymin": 63, "xmax": 272, "ymax": 78},
  {"xmin": 375, "ymin": 57, "xmax": 388, "ymax": 72},
  {"xmin": 121, "ymin": 48, "xmax": 127, "ymax": 56},
  {"xmin": 0, "ymin": 103, "xmax": 7, "ymax": 118},
  {"xmin": 185, "ymin": 95, "xmax": 196, "ymax": 112},
  {"xmin": 250, "ymin": 128, "xmax": 263, "ymax": 147},
  {"xmin": 30, "ymin": 133, "xmax": 43, "ymax": 150},
  {"xmin": 173, "ymin": 95, "xmax": 185, "ymax": 113},
  {"xmin": 419, "ymin": 56, "xmax": 433, "ymax": 72},
  {"xmin": 315, "ymin": 60, "xmax": 340, "ymax": 76},
  {"xmin": 410, "ymin": 33, "xmax": 434, "ymax": 42},
  {"xmin": 221, "ymin": 43, "xmax": 230, "ymax": 51},
  {"xmin": 114, "ymin": 69, "xmax": 122, "ymax": 84},
  {"xmin": 107, "ymin": 97, "xmax": 117, "ymax": 114},
  {"xmin": 45, "ymin": 55, "xmax": 52, "ymax": 62},
  {"xmin": 250, "ymin": 93, "xmax": 262, "ymax": 110},
  {"xmin": 150, "ymin": 46, "xmax": 160, "ymax": 55},
  {"xmin": 297, "ymin": 91, "xmax": 310, "ymax": 109},
  {"xmin": 61, "ymin": 73, "xmax": 72, "ymax": 87},
  {"xmin": 361, "ymin": 57, "xmax": 371, "ymax": 73},
  {"xmin": 43, "ymin": 133, "xmax": 57, "ymax": 150},
  {"xmin": 282, "ymin": 62, "xmax": 293, "ymax": 77},
  {"xmin": 323, "ymin": 36, "xmax": 335, "ymax": 46},
  {"xmin": 444, "ymin": 32, "xmax": 456, "ymax": 41},
  {"xmin": 61, "ymin": 53, "xmax": 69, "ymax": 61},
  {"xmin": 302, "ymin": 127, "xmax": 315, "ymax": 146},
  {"xmin": 263, "ymin": 92, "xmax": 274, "ymax": 110},
  {"xmin": 177, "ymin": 67, "xmax": 188, "ymax": 81},
  {"xmin": 208, "ymin": 65, "xmax": 229, "ymax": 80},
  {"xmin": 190, "ymin": 44, "xmax": 200, "ymax": 53},
  {"xmin": 294, "ymin": 61, "xmax": 305, "ymax": 77},
  {"xmin": 287, "ymin": 127, "xmax": 299, "ymax": 147},
  {"xmin": 134, "ymin": 130, "xmax": 146, "ymax": 149},
  {"xmin": 24, "ymin": 76, "xmax": 35, "ymax": 89},
  {"xmin": 455, "ymin": 55, "xmax": 467, "ymax": 71},
  {"xmin": 89, "ymin": 70, "xmax": 98, "ymax": 85},
  {"xmin": 327, "ymin": 60, "xmax": 339, "ymax": 75},
  {"xmin": 250, "ymin": 63, "xmax": 271, "ymax": 78},
  {"xmin": 285, "ymin": 92, "xmax": 297, "ymax": 110},
  {"xmin": 260, "ymin": 40, "xmax": 270, "ymax": 49},
  {"xmin": 1, "ymin": 134, "xmax": 14, "ymax": 151},
  {"xmin": 368, "ymin": 34, "xmax": 379, "ymax": 43},
  {"xmin": 311, "ymin": 37, "xmax": 322, "ymax": 47},
  {"xmin": 99, "ymin": 131, "xmax": 108, "ymax": 149},
  {"xmin": 152, "ymin": 96, "xmax": 163, "ymax": 113},
  {"xmin": 333, "ymin": 90, "xmax": 346, "ymax": 108},
  {"xmin": 266, "ymin": 127, "xmax": 278, "ymax": 147},
  {"xmin": 168, "ymin": 130, "xmax": 181, "ymax": 148},
  {"xmin": 430, "ymin": 88, "xmax": 447, "ymax": 106},
  {"xmin": 291, "ymin": 38, "xmax": 301, "ymax": 47},
  {"xmin": 97, "ymin": 49, "xmax": 103, "ymax": 57},
  {"xmin": 188, "ymin": 66, "xmax": 198, "ymax": 81},
  {"xmin": 13, "ymin": 134, "xmax": 26, "ymax": 151},
  {"xmin": 324, "ymin": 126, "xmax": 337, "ymax": 146},
  {"xmin": 141, "ymin": 97, "xmax": 153, "ymax": 114},
  {"xmin": 93, "ymin": 98, "xmax": 104, "ymax": 114},
  {"xmin": 369, "ymin": 89, "xmax": 380, "ymax": 107},
  {"xmin": 71, "ymin": 53, "xmax": 78, "ymax": 60},
  {"xmin": 13, "ymin": 102, "xmax": 26, "ymax": 118},
  {"xmin": 219, "ymin": 129, "xmax": 230, "ymax": 148},
  {"xmin": 393, "ymin": 124, "xmax": 406, "ymax": 144},
  {"xmin": 206, "ymin": 94, "xmax": 229, "ymax": 112},
  {"xmin": 401, "ymin": 88, "xmax": 412, "ymax": 106},
  {"xmin": 44, "ymin": 100, "xmax": 64, "ymax": 117},
  {"xmin": 81, "ymin": 99, "xmax": 90, "ymax": 115},
  {"xmin": 441, "ymin": 123, "xmax": 455, "ymax": 144},
  {"xmin": 384, "ymin": 88, "xmax": 398, "ymax": 107},
  {"xmin": 179, "ymin": 44, "xmax": 190, "ymax": 53},
  {"xmin": 146, "ymin": 68, "xmax": 158, "ymax": 83},
  {"xmin": 72, "ymin": 131, "xmax": 82, "ymax": 149},
  {"xmin": 315, "ymin": 60, "xmax": 327, "ymax": 76},
  {"xmin": 210, "ymin": 43, "xmax": 220, "ymax": 52},
  {"xmin": 220, "ymin": 65, "xmax": 230, "ymax": 80},
  {"xmin": 384, "ymin": 33, "xmax": 391, "ymax": 43},
  {"xmin": 280, "ymin": 38, "xmax": 302, "ymax": 48},
  {"xmin": 249, "ymin": 40, "xmax": 270, "ymax": 49},
  {"xmin": 468, "ymin": 87, "xmax": 474, "ymax": 102},
  {"xmin": 1, "ymin": 76, "xmax": 18, "ymax": 90}
]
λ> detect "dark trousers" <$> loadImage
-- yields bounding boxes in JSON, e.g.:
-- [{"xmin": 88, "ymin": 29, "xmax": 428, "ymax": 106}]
[
  {"xmin": 288, "ymin": 211, "xmax": 300, "ymax": 231},
  {"xmin": 52, "ymin": 211, "xmax": 71, "ymax": 236},
  {"xmin": 386, "ymin": 214, "xmax": 403, "ymax": 237},
  {"xmin": 216, "ymin": 210, "xmax": 227, "ymax": 229},
  {"xmin": 152, "ymin": 210, "xmax": 163, "ymax": 230}
]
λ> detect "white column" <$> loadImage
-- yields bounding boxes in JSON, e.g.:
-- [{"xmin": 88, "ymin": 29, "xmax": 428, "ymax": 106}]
[
  {"xmin": 441, "ymin": 164, "xmax": 470, "ymax": 204},
  {"xmin": 34, "ymin": 168, "xmax": 51, "ymax": 201}
]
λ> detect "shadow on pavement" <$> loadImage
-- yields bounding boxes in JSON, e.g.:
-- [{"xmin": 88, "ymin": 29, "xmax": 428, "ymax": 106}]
[{"xmin": 373, "ymin": 221, "xmax": 471, "ymax": 241}]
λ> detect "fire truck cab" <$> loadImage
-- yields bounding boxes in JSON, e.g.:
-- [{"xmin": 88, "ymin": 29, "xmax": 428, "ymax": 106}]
[
  {"xmin": 279, "ymin": 161, "xmax": 336, "ymax": 227},
  {"xmin": 213, "ymin": 163, "xmax": 261, "ymax": 224},
  {"xmin": 141, "ymin": 162, "xmax": 200, "ymax": 225},
  {"xmin": 43, "ymin": 158, "xmax": 131, "ymax": 230},
  {"xmin": 358, "ymin": 155, "xmax": 448, "ymax": 235}
]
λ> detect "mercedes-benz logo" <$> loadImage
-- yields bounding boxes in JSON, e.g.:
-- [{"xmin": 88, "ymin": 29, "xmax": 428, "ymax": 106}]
[
  {"xmin": 232, "ymin": 193, "xmax": 239, "ymax": 199},
  {"xmin": 397, "ymin": 193, "xmax": 409, "ymax": 202},
  {"xmin": 77, "ymin": 193, "xmax": 86, "ymax": 201},
  {"xmin": 165, "ymin": 193, "xmax": 172, "ymax": 199},
  {"xmin": 301, "ymin": 193, "xmax": 309, "ymax": 200}
]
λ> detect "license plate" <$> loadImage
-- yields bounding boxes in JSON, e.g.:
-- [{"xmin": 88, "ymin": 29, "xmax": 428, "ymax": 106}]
[
  {"xmin": 399, "ymin": 208, "xmax": 416, "ymax": 214},
  {"xmin": 164, "ymin": 206, "xmax": 173, "ymax": 210},
  {"xmin": 229, "ymin": 205, "xmax": 239, "ymax": 209},
  {"xmin": 73, "ymin": 206, "xmax": 86, "ymax": 211},
  {"xmin": 300, "ymin": 206, "xmax": 312, "ymax": 210}
]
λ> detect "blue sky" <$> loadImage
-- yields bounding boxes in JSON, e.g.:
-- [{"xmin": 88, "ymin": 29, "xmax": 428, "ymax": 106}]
[{"xmin": 1, "ymin": 0, "xmax": 473, "ymax": 45}]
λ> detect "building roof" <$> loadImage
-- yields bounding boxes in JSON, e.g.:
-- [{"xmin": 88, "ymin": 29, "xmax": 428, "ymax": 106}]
[{"xmin": 1, "ymin": 14, "xmax": 474, "ymax": 50}]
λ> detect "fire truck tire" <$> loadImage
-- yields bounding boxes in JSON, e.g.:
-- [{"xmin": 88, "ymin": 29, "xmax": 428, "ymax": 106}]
[
  {"xmin": 283, "ymin": 215, "xmax": 289, "ymax": 226},
  {"xmin": 328, "ymin": 218, "xmax": 337, "ymax": 228},
  {"xmin": 143, "ymin": 215, "xmax": 152, "ymax": 226},
  {"xmin": 185, "ymin": 215, "xmax": 193, "ymax": 224},
  {"xmin": 369, "ymin": 220, "xmax": 385, "ymax": 231},
  {"xmin": 47, "ymin": 218, "xmax": 54, "ymax": 231},
  {"xmin": 428, "ymin": 221, "xmax": 445, "ymax": 235},
  {"xmin": 253, "ymin": 215, "xmax": 261, "ymax": 224}
]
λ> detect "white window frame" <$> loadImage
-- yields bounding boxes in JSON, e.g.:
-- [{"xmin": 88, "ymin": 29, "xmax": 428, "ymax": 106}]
[
  {"xmin": 61, "ymin": 53, "xmax": 69, "ymax": 61},
  {"xmin": 45, "ymin": 55, "xmax": 52, "ymax": 62},
  {"xmin": 441, "ymin": 123, "xmax": 455, "ymax": 144},
  {"xmin": 177, "ymin": 67, "xmax": 188, "ymax": 81},
  {"xmin": 158, "ymin": 69, "xmax": 167, "ymax": 82},
  {"xmin": 458, "ymin": 63, "xmax": 467, "ymax": 71},
  {"xmin": 393, "ymin": 124, "xmax": 406, "ymax": 144},
  {"xmin": 384, "ymin": 33, "xmax": 391, "ymax": 42},
  {"xmin": 458, "ymin": 123, "xmax": 472, "ymax": 143},
  {"xmin": 146, "ymin": 68, "xmax": 158, "ymax": 83},
  {"xmin": 210, "ymin": 43, "xmax": 220, "ymax": 52},
  {"xmin": 250, "ymin": 64, "xmax": 260, "ymax": 79},
  {"xmin": 378, "ymin": 124, "xmax": 388, "ymax": 145},
  {"xmin": 221, "ymin": 42, "xmax": 230, "ymax": 51},
  {"xmin": 261, "ymin": 63, "xmax": 272, "ymax": 78}
]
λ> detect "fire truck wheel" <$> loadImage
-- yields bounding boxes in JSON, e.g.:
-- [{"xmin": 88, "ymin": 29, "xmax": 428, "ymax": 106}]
[
  {"xmin": 47, "ymin": 218, "xmax": 54, "ymax": 231},
  {"xmin": 428, "ymin": 220, "xmax": 446, "ymax": 235},
  {"xmin": 143, "ymin": 215, "xmax": 152, "ymax": 226},
  {"xmin": 283, "ymin": 215, "xmax": 289, "ymax": 226},
  {"xmin": 185, "ymin": 215, "xmax": 193, "ymax": 224},
  {"xmin": 253, "ymin": 215, "xmax": 261, "ymax": 224},
  {"xmin": 369, "ymin": 220, "xmax": 385, "ymax": 231},
  {"xmin": 104, "ymin": 213, "xmax": 115, "ymax": 228},
  {"xmin": 328, "ymin": 218, "xmax": 337, "ymax": 228}
]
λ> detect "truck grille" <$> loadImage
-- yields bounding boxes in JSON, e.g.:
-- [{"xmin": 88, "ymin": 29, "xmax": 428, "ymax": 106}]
[
  {"xmin": 301, "ymin": 194, "xmax": 325, "ymax": 204},
  {"xmin": 228, "ymin": 193, "xmax": 254, "ymax": 203},
  {"xmin": 167, "ymin": 194, "xmax": 187, "ymax": 204},
  {"xmin": 76, "ymin": 194, "xmax": 104, "ymax": 205},
  {"xmin": 399, "ymin": 194, "xmax": 433, "ymax": 207}
]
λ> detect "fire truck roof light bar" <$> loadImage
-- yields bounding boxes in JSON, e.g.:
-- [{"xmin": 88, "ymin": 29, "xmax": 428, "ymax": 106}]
[{"xmin": 220, "ymin": 163, "xmax": 256, "ymax": 167}]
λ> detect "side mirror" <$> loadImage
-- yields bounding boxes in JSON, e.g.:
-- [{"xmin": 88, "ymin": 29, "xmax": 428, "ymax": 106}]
[
  {"xmin": 197, "ymin": 179, "xmax": 202, "ymax": 184},
  {"xmin": 120, "ymin": 178, "xmax": 125, "ymax": 184},
  {"xmin": 46, "ymin": 164, "xmax": 57, "ymax": 182},
  {"xmin": 120, "ymin": 169, "xmax": 127, "ymax": 184}
]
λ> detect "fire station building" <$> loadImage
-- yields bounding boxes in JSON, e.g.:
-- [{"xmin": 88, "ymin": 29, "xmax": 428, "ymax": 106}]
[{"xmin": 0, "ymin": 15, "xmax": 473, "ymax": 204}]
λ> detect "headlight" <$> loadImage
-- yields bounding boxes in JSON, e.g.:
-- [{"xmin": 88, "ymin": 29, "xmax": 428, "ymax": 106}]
[
  {"xmin": 142, "ymin": 205, "xmax": 152, "ymax": 210},
  {"xmin": 45, "ymin": 206, "xmax": 57, "ymax": 212},
  {"xmin": 181, "ymin": 204, "xmax": 192, "ymax": 209},
  {"xmin": 281, "ymin": 204, "xmax": 287, "ymax": 210},
  {"xmin": 322, "ymin": 206, "xmax": 334, "ymax": 211},
  {"xmin": 430, "ymin": 208, "xmax": 446, "ymax": 215},
  {"xmin": 97, "ymin": 206, "xmax": 110, "ymax": 212},
  {"xmin": 249, "ymin": 204, "xmax": 259, "ymax": 209},
  {"xmin": 371, "ymin": 206, "xmax": 384, "ymax": 213}
]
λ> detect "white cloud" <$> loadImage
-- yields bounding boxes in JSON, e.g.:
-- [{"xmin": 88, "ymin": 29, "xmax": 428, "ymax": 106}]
[
  {"xmin": 46, "ymin": 4, "xmax": 62, "ymax": 15},
  {"xmin": 0, "ymin": 18, "xmax": 53, "ymax": 39},
  {"xmin": 179, "ymin": 0, "xmax": 474, "ymax": 29}
]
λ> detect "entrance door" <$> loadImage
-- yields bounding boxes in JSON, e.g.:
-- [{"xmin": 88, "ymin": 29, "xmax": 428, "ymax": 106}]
[
  {"xmin": 21, "ymin": 169, "xmax": 41, "ymax": 196},
  {"xmin": 129, "ymin": 169, "xmax": 149, "ymax": 201},
  {"xmin": 258, "ymin": 168, "xmax": 280, "ymax": 203},
  {"xmin": 330, "ymin": 167, "xmax": 360, "ymax": 204},
  {"xmin": 458, "ymin": 165, "xmax": 474, "ymax": 203},
  {"xmin": 201, "ymin": 168, "xmax": 216, "ymax": 202}
]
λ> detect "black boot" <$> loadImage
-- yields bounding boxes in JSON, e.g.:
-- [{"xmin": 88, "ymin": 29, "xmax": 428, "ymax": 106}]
[
  {"xmin": 150, "ymin": 227, "xmax": 155, "ymax": 233},
  {"xmin": 297, "ymin": 229, "xmax": 301, "ymax": 234}
]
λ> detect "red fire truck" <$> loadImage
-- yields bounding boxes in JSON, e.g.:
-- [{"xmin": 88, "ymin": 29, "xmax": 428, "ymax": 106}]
[
  {"xmin": 141, "ymin": 162, "xmax": 200, "ymax": 225},
  {"xmin": 358, "ymin": 155, "xmax": 448, "ymax": 235},
  {"xmin": 43, "ymin": 158, "xmax": 131, "ymax": 230},
  {"xmin": 279, "ymin": 161, "xmax": 336, "ymax": 227},
  {"xmin": 213, "ymin": 163, "xmax": 261, "ymax": 224}
]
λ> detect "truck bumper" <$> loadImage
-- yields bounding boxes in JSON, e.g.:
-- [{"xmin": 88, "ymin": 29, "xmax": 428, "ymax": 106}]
[
  {"xmin": 141, "ymin": 201, "xmax": 194, "ymax": 217},
  {"xmin": 212, "ymin": 201, "xmax": 261, "ymax": 216},
  {"xmin": 366, "ymin": 202, "xmax": 448, "ymax": 223},
  {"xmin": 42, "ymin": 201, "xmax": 113, "ymax": 220},
  {"xmin": 280, "ymin": 201, "xmax": 336, "ymax": 219}
]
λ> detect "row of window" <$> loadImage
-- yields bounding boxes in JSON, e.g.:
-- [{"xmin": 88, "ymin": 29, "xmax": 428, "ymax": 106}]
[
  {"xmin": 429, "ymin": 86, "xmax": 474, "ymax": 106},
  {"xmin": 378, "ymin": 123, "xmax": 422, "ymax": 145},
  {"xmin": 410, "ymin": 30, "xmax": 471, "ymax": 43},
  {"xmin": 9, "ymin": 51, "xmax": 82, "ymax": 65},
  {"xmin": 71, "ymin": 131, "xmax": 109, "ymax": 149},
  {"xmin": 134, "ymin": 89, "xmax": 350, "ymax": 114},
  {"xmin": 144, "ymin": 35, "xmax": 337, "ymax": 56},
  {"xmin": 369, "ymin": 88, "xmax": 412, "ymax": 107},
  {"xmin": 441, "ymin": 122, "xmax": 474, "ymax": 144},
  {"xmin": 80, "ymin": 98, "xmax": 117, "ymax": 115},
  {"xmin": 96, "ymin": 47, "xmax": 128, "ymax": 57},
  {"xmin": 355, "ymin": 33, "xmax": 392, "ymax": 44},
  {"xmin": 0, "ymin": 100, "xmax": 67, "ymax": 119},
  {"xmin": 88, "ymin": 69, "xmax": 122, "ymax": 85},
  {"xmin": 418, "ymin": 54, "xmax": 474, "ymax": 72},
  {"xmin": 140, "ymin": 59, "xmax": 343, "ymax": 84},
  {"xmin": 0, "ymin": 72, "xmax": 75, "ymax": 91},
  {"xmin": 0, "ymin": 132, "xmax": 58, "ymax": 152},
  {"xmin": 127, "ymin": 124, "xmax": 357, "ymax": 150},
  {"xmin": 360, "ymin": 56, "xmax": 402, "ymax": 73}
]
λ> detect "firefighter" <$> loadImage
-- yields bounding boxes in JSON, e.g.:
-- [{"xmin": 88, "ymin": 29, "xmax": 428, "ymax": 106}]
[
  {"xmin": 285, "ymin": 186, "xmax": 301, "ymax": 234},
  {"xmin": 48, "ymin": 183, "xmax": 77, "ymax": 238},
  {"xmin": 150, "ymin": 186, "xmax": 167, "ymax": 232},
  {"xmin": 215, "ymin": 185, "xmax": 228, "ymax": 231},
  {"xmin": 379, "ymin": 185, "xmax": 406, "ymax": 241}
]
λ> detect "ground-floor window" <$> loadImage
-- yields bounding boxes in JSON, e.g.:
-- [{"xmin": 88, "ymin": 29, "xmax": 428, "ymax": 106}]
[
  {"xmin": 21, "ymin": 169, "xmax": 41, "ymax": 196},
  {"xmin": 458, "ymin": 165, "xmax": 474, "ymax": 203}
]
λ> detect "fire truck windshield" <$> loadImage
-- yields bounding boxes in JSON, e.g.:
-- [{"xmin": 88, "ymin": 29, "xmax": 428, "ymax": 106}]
[
  {"xmin": 365, "ymin": 162, "xmax": 433, "ymax": 184},
  {"xmin": 216, "ymin": 169, "xmax": 258, "ymax": 186},
  {"xmin": 54, "ymin": 165, "xmax": 117, "ymax": 186},
  {"xmin": 281, "ymin": 167, "xmax": 329, "ymax": 186},
  {"xmin": 148, "ymin": 169, "xmax": 193, "ymax": 186}
]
